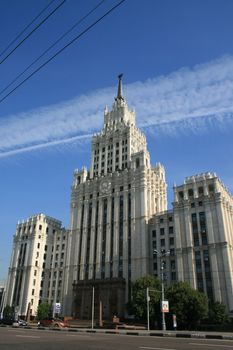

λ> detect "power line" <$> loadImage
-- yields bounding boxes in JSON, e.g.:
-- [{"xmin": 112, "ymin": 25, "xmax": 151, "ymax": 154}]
[
  {"xmin": 0, "ymin": 0, "xmax": 56, "ymax": 59},
  {"xmin": 0, "ymin": 0, "xmax": 67, "ymax": 66},
  {"xmin": 0, "ymin": 0, "xmax": 127, "ymax": 104},
  {"xmin": 0, "ymin": 0, "xmax": 106, "ymax": 97}
]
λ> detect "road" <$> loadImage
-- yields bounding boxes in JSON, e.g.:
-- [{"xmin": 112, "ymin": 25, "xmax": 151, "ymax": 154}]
[{"xmin": 0, "ymin": 327, "xmax": 233, "ymax": 350}]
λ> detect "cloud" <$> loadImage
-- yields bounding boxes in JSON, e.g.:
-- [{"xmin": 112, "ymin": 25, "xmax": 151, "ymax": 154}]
[{"xmin": 1, "ymin": 55, "xmax": 233, "ymax": 158}]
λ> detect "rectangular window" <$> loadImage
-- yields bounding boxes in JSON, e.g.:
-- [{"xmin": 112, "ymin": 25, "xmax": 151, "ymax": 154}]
[
  {"xmin": 168, "ymin": 226, "xmax": 173, "ymax": 234},
  {"xmin": 160, "ymin": 228, "xmax": 165, "ymax": 235},
  {"xmin": 170, "ymin": 260, "xmax": 176, "ymax": 269},
  {"xmin": 171, "ymin": 272, "xmax": 176, "ymax": 281},
  {"xmin": 169, "ymin": 237, "xmax": 174, "ymax": 245},
  {"xmin": 152, "ymin": 230, "xmax": 156, "ymax": 238},
  {"xmin": 160, "ymin": 239, "xmax": 165, "ymax": 247}
]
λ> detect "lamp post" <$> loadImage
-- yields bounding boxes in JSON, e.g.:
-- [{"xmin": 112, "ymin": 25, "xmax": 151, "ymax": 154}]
[
  {"xmin": 91, "ymin": 286, "xmax": 95, "ymax": 330},
  {"xmin": 146, "ymin": 287, "xmax": 150, "ymax": 331},
  {"xmin": 154, "ymin": 249, "xmax": 170, "ymax": 331}
]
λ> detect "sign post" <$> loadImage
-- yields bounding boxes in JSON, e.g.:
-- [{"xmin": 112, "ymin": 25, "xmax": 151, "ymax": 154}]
[{"xmin": 53, "ymin": 302, "xmax": 61, "ymax": 316}]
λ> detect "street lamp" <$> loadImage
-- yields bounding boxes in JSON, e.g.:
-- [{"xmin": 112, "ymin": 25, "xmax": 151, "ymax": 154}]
[{"xmin": 153, "ymin": 249, "xmax": 170, "ymax": 331}]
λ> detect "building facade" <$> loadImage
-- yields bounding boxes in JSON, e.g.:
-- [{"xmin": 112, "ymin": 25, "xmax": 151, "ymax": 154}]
[
  {"xmin": 4, "ymin": 214, "xmax": 68, "ymax": 318},
  {"xmin": 63, "ymin": 75, "xmax": 167, "ymax": 319}
]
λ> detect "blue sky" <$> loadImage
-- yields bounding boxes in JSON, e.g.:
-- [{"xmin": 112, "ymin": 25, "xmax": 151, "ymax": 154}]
[{"xmin": 1, "ymin": 0, "xmax": 233, "ymax": 282}]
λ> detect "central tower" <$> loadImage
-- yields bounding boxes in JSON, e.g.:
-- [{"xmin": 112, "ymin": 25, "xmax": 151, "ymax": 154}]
[{"xmin": 64, "ymin": 75, "xmax": 167, "ymax": 319}]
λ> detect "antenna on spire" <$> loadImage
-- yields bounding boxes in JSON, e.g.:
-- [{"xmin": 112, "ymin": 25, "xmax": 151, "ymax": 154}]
[{"xmin": 117, "ymin": 73, "xmax": 124, "ymax": 101}]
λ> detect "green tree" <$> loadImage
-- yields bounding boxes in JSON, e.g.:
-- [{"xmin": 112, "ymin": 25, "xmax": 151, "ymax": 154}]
[
  {"xmin": 166, "ymin": 282, "xmax": 208, "ymax": 329},
  {"xmin": 128, "ymin": 275, "xmax": 161, "ymax": 321},
  {"xmin": 37, "ymin": 302, "xmax": 52, "ymax": 320},
  {"xmin": 3, "ymin": 305, "xmax": 14, "ymax": 318},
  {"xmin": 208, "ymin": 301, "xmax": 229, "ymax": 324}
]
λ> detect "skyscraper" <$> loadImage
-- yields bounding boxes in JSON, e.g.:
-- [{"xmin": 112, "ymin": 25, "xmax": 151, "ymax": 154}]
[{"xmin": 64, "ymin": 75, "xmax": 167, "ymax": 319}]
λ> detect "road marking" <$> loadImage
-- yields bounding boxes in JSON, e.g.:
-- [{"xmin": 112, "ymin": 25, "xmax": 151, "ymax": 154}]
[
  {"xmin": 139, "ymin": 347, "xmax": 176, "ymax": 350},
  {"xmin": 15, "ymin": 335, "xmax": 40, "ymax": 339},
  {"xmin": 66, "ymin": 334, "xmax": 91, "ymax": 338},
  {"xmin": 189, "ymin": 343, "xmax": 233, "ymax": 348}
]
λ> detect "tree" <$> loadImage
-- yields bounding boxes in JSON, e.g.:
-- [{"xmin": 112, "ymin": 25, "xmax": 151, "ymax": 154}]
[
  {"xmin": 3, "ymin": 305, "xmax": 14, "ymax": 318},
  {"xmin": 166, "ymin": 282, "xmax": 208, "ymax": 329},
  {"xmin": 37, "ymin": 302, "xmax": 52, "ymax": 320},
  {"xmin": 208, "ymin": 301, "xmax": 229, "ymax": 324},
  {"xmin": 128, "ymin": 275, "xmax": 161, "ymax": 321}
]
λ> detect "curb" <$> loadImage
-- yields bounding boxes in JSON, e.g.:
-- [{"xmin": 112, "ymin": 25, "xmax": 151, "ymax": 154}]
[{"xmin": 3, "ymin": 325, "xmax": 233, "ymax": 340}]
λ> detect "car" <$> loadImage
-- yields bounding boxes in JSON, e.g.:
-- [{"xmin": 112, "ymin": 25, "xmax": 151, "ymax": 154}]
[
  {"xmin": 17, "ymin": 319, "xmax": 27, "ymax": 326},
  {"xmin": 0, "ymin": 318, "xmax": 14, "ymax": 325},
  {"xmin": 38, "ymin": 318, "xmax": 69, "ymax": 328}
]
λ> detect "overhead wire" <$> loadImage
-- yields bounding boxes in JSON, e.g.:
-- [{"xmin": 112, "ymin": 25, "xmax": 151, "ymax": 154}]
[
  {"xmin": 0, "ymin": 0, "xmax": 67, "ymax": 66},
  {"xmin": 0, "ymin": 0, "xmax": 127, "ymax": 104},
  {"xmin": 0, "ymin": 0, "xmax": 56, "ymax": 59},
  {"xmin": 0, "ymin": 0, "xmax": 106, "ymax": 97}
]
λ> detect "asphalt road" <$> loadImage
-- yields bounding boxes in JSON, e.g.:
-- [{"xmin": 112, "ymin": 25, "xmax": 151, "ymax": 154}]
[{"xmin": 0, "ymin": 327, "xmax": 233, "ymax": 350}]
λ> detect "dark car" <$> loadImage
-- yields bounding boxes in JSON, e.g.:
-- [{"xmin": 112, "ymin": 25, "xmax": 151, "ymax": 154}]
[{"xmin": 0, "ymin": 318, "xmax": 14, "ymax": 325}]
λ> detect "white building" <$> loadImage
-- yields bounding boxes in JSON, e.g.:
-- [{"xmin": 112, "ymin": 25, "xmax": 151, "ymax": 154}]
[
  {"xmin": 63, "ymin": 75, "xmax": 167, "ymax": 319},
  {"xmin": 4, "ymin": 214, "xmax": 68, "ymax": 318}
]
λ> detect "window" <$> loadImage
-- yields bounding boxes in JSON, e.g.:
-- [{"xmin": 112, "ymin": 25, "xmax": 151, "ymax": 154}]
[
  {"xmin": 188, "ymin": 189, "xmax": 194, "ymax": 197},
  {"xmin": 160, "ymin": 218, "xmax": 164, "ymax": 223},
  {"xmin": 46, "ymin": 227, "xmax": 49, "ymax": 233},
  {"xmin": 160, "ymin": 239, "xmax": 165, "ymax": 247},
  {"xmin": 208, "ymin": 184, "xmax": 214, "ymax": 193},
  {"xmin": 169, "ymin": 216, "xmax": 173, "ymax": 222},
  {"xmin": 37, "ymin": 243, "xmax": 40, "ymax": 249},
  {"xmin": 169, "ymin": 237, "xmax": 174, "ymax": 245},
  {"xmin": 152, "ymin": 230, "xmax": 156, "ymax": 238},
  {"xmin": 170, "ymin": 260, "xmax": 176, "ymax": 269},
  {"xmin": 170, "ymin": 248, "xmax": 175, "ymax": 256},
  {"xmin": 198, "ymin": 201, "xmax": 203, "ymax": 206},
  {"xmin": 136, "ymin": 158, "xmax": 140, "ymax": 168},
  {"xmin": 179, "ymin": 191, "xmax": 184, "ymax": 199},
  {"xmin": 39, "ymin": 225, "xmax": 42, "ymax": 230},
  {"xmin": 171, "ymin": 272, "xmax": 176, "ymax": 281},
  {"xmin": 34, "ymin": 270, "xmax": 37, "ymax": 276},
  {"xmin": 198, "ymin": 187, "xmax": 204, "ymax": 195},
  {"xmin": 169, "ymin": 226, "xmax": 174, "ymax": 234},
  {"xmin": 32, "ymin": 289, "xmax": 35, "ymax": 296},
  {"xmin": 120, "ymin": 186, "xmax": 123, "ymax": 192},
  {"xmin": 191, "ymin": 202, "xmax": 195, "ymax": 208},
  {"xmin": 33, "ymin": 279, "xmax": 36, "ymax": 286},
  {"xmin": 160, "ymin": 228, "xmax": 165, "ymax": 235}
]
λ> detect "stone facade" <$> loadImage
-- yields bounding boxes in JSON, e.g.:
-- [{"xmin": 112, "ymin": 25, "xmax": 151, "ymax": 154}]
[
  {"xmin": 4, "ymin": 214, "xmax": 69, "ymax": 318},
  {"xmin": 64, "ymin": 76, "xmax": 167, "ymax": 318}
]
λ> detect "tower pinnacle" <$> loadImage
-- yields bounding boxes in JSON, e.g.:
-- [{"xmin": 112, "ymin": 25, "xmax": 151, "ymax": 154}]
[{"xmin": 116, "ymin": 73, "xmax": 124, "ymax": 101}]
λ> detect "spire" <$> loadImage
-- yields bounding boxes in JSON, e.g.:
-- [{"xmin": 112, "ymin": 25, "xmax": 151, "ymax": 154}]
[{"xmin": 116, "ymin": 73, "xmax": 124, "ymax": 101}]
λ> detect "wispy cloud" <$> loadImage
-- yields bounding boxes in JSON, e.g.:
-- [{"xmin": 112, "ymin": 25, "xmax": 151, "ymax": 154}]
[{"xmin": 1, "ymin": 55, "xmax": 233, "ymax": 158}]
